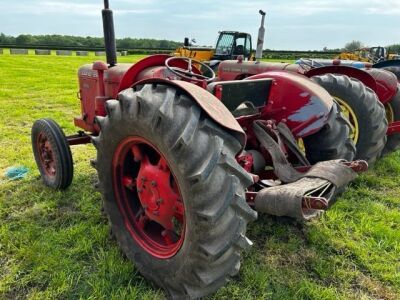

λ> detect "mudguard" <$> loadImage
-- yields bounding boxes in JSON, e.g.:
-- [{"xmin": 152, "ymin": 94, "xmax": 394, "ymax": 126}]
[
  {"xmin": 304, "ymin": 65, "xmax": 377, "ymax": 92},
  {"xmin": 131, "ymin": 78, "xmax": 246, "ymax": 148},
  {"xmin": 364, "ymin": 68, "xmax": 398, "ymax": 103},
  {"xmin": 246, "ymin": 71, "xmax": 334, "ymax": 138}
]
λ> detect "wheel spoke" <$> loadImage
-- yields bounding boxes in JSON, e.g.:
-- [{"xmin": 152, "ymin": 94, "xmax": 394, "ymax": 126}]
[
  {"xmin": 157, "ymin": 156, "xmax": 169, "ymax": 172},
  {"xmin": 137, "ymin": 214, "xmax": 149, "ymax": 229},
  {"xmin": 122, "ymin": 176, "xmax": 136, "ymax": 190},
  {"xmin": 131, "ymin": 145, "xmax": 143, "ymax": 162},
  {"xmin": 162, "ymin": 229, "xmax": 178, "ymax": 245}
]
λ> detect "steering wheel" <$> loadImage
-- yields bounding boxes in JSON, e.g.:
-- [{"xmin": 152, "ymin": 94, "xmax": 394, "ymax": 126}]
[{"xmin": 165, "ymin": 57, "xmax": 216, "ymax": 83}]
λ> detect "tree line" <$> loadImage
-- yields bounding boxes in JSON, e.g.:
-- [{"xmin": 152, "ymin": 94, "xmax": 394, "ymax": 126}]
[
  {"xmin": 1, "ymin": 33, "xmax": 399, "ymax": 54},
  {"xmin": 0, "ymin": 33, "xmax": 182, "ymax": 49}
]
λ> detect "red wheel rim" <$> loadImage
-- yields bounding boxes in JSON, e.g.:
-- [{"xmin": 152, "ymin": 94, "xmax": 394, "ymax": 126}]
[
  {"xmin": 37, "ymin": 133, "xmax": 56, "ymax": 178},
  {"xmin": 112, "ymin": 136, "xmax": 185, "ymax": 258}
]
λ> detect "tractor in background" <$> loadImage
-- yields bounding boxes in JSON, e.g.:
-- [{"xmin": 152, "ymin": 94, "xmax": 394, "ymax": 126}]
[
  {"xmin": 336, "ymin": 46, "xmax": 399, "ymax": 64},
  {"xmin": 31, "ymin": 1, "xmax": 366, "ymax": 298},
  {"xmin": 173, "ymin": 30, "xmax": 254, "ymax": 63},
  {"xmin": 173, "ymin": 10, "xmax": 266, "ymax": 70},
  {"xmin": 219, "ymin": 14, "xmax": 399, "ymax": 162},
  {"xmin": 293, "ymin": 58, "xmax": 400, "ymax": 155}
]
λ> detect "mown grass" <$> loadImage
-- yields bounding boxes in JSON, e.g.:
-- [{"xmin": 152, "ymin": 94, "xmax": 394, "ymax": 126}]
[{"xmin": 0, "ymin": 52, "xmax": 399, "ymax": 299}]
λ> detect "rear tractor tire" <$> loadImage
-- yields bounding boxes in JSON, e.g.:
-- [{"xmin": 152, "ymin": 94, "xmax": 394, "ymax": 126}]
[
  {"xmin": 31, "ymin": 118, "xmax": 73, "ymax": 189},
  {"xmin": 311, "ymin": 74, "xmax": 388, "ymax": 164},
  {"xmin": 92, "ymin": 83, "xmax": 257, "ymax": 299},
  {"xmin": 303, "ymin": 102, "xmax": 356, "ymax": 164}
]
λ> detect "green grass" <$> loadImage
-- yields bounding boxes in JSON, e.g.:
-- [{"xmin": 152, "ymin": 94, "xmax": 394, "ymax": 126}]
[{"xmin": 0, "ymin": 52, "xmax": 399, "ymax": 299}]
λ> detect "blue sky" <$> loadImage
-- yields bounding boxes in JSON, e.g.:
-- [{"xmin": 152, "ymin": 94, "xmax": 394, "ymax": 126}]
[{"xmin": 0, "ymin": 0, "xmax": 399, "ymax": 50}]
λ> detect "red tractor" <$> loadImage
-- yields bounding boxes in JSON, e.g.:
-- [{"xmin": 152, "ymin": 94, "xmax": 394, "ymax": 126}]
[
  {"xmin": 215, "ymin": 59, "xmax": 397, "ymax": 163},
  {"xmin": 31, "ymin": 2, "xmax": 366, "ymax": 298}
]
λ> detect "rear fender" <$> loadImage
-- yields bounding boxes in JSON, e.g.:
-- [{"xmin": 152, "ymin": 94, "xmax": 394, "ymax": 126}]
[
  {"xmin": 131, "ymin": 78, "xmax": 246, "ymax": 148},
  {"xmin": 364, "ymin": 68, "xmax": 397, "ymax": 103},
  {"xmin": 117, "ymin": 54, "xmax": 201, "ymax": 95},
  {"xmin": 246, "ymin": 71, "xmax": 333, "ymax": 138},
  {"xmin": 305, "ymin": 65, "xmax": 377, "ymax": 92}
]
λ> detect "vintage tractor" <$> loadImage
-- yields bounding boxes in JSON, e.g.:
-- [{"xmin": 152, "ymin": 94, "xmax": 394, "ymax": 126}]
[
  {"xmin": 217, "ymin": 59, "xmax": 398, "ymax": 162},
  {"xmin": 31, "ymin": 1, "xmax": 367, "ymax": 298},
  {"xmin": 214, "ymin": 12, "xmax": 400, "ymax": 162}
]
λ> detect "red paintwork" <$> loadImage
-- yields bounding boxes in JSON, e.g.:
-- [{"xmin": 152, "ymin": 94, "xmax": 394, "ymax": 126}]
[
  {"xmin": 217, "ymin": 60, "xmax": 333, "ymax": 138},
  {"xmin": 387, "ymin": 121, "xmax": 400, "ymax": 135},
  {"xmin": 75, "ymin": 55, "xmax": 202, "ymax": 132},
  {"xmin": 247, "ymin": 71, "xmax": 332, "ymax": 138},
  {"xmin": 363, "ymin": 68, "xmax": 397, "ymax": 104},
  {"xmin": 112, "ymin": 136, "xmax": 185, "ymax": 258}
]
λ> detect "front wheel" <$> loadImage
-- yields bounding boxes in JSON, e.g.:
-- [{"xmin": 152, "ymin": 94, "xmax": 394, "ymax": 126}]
[
  {"xmin": 92, "ymin": 83, "xmax": 257, "ymax": 299},
  {"xmin": 31, "ymin": 118, "xmax": 73, "ymax": 189}
]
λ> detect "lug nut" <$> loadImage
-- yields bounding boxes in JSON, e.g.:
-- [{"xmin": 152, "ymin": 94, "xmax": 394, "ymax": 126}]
[
  {"xmin": 156, "ymin": 198, "xmax": 163, "ymax": 205},
  {"xmin": 151, "ymin": 180, "xmax": 157, "ymax": 187}
]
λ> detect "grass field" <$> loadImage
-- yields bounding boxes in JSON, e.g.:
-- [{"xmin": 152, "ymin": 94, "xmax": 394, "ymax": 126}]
[{"xmin": 0, "ymin": 52, "xmax": 399, "ymax": 300}]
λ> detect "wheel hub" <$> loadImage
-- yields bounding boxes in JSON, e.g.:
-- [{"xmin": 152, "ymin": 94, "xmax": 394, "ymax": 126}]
[
  {"xmin": 114, "ymin": 137, "xmax": 185, "ymax": 258},
  {"xmin": 334, "ymin": 96, "xmax": 359, "ymax": 144},
  {"xmin": 37, "ymin": 133, "xmax": 56, "ymax": 177},
  {"xmin": 135, "ymin": 150, "xmax": 183, "ymax": 230}
]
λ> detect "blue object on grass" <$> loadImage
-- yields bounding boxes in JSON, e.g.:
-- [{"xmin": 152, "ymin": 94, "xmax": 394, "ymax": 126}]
[{"xmin": 5, "ymin": 166, "xmax": 29, "ymax": 180}]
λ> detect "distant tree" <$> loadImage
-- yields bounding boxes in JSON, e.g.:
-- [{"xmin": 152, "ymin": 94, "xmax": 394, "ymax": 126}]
[
  {"xmin": 0, "ymin": 33, "xmax": 15, "ymax": 44},
  {"xmin": 344, "ymin": 40, "xmax": 364, "ymax": 51},
  {"xmin": 387, "ymin": 44, "xmax": 400, "ymax": 54},
  {"xmin": 323, "ymin": 46, "xmax": 328, "ymax": 52}
]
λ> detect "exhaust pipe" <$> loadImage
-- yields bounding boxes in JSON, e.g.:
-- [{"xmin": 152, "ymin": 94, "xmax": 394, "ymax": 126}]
[
  {"xmin": 102, "ymin": 0, "xmax": 117, "ymax": 67},
  {"xmin": 255, "ymin": 10, "xmax": 266, "ymax": 61}
]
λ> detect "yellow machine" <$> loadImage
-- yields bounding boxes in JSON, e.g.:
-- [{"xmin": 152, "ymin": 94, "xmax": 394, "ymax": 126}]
[
  {"xmin": 173, "ymin": 10, "xmax": 266, "ymax": 68},
  {"xmin": 173, "ymin": 38, "xmax": 215, "ymax": 61},
  {"xmin": 174, "ymin": 31, "xmax": 254, "ymax": 63},
  {"xmin": 336, "ymin": 46, "xmax": 399, "ymax": 64}
]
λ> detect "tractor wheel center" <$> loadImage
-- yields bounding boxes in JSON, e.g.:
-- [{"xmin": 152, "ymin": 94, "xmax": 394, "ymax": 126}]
[
  {"xmin": 114, "ymin": 137, "xmax": 186, "ymax": 258},
  {"xmin": 136, "ymin": 154, "xmax": 183, "ymax": 230},
  {"xmin": 37, "ymin": 133, "xmax": 56, "ymax": 177},
  {"xmin": 334, "ymin": 96, "xmax": 359, "ymax": 144}
]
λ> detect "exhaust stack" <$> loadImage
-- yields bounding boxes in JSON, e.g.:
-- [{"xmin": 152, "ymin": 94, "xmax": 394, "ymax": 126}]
[
  {"xmin": 255, "ymin": 10, "xmax": 266, "ymax": 61},
  {"xmin": 102, "ymin": 0, "xmax": 117, "ymax": 67}
]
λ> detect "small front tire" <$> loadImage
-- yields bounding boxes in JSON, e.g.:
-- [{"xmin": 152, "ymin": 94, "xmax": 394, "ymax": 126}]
[{"xmin": 31, "ymin": 118, "xmax": 73, "ymax": 189}]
